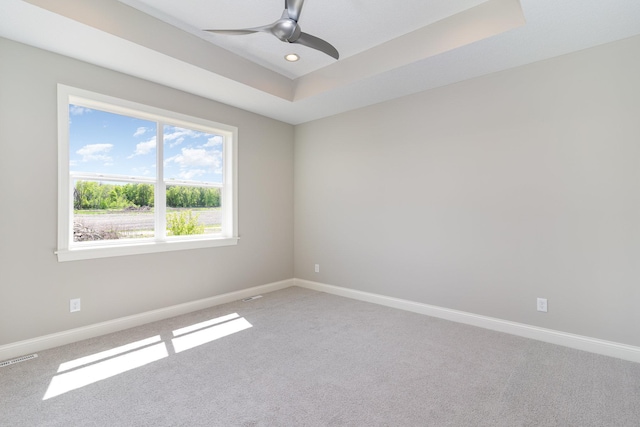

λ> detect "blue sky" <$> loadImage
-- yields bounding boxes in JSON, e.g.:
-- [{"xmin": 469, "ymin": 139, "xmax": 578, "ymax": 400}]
[{"xmin": 69, "ymin": 104, "xmax": 223, "ymax": 184}]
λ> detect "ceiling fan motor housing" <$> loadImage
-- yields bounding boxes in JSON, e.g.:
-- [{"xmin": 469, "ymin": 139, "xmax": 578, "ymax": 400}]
[{"xmin": 272, "ymin": 19, "xmax": 301, "ymax": 43}]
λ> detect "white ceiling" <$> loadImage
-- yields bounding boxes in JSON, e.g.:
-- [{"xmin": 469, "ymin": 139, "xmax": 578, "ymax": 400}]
[
  {"xmin": 1, "ymin": 0, "xmax": 640, "ymax": 125},
  {"xmin": 118, "ymin": 0, "xmax": 490, "ymax": 79}
]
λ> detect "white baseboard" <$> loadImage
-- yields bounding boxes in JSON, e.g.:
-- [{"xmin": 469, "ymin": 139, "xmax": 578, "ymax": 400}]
[
  {"xmin": 294, "ymin": 278, "xmax": 640, "ymax": 364},
  {"xmin": 5, "ymin": 277, "xmax": 639, "ymax": 365},
  {"xmin": 0, "ymin": 279, "xmax": 293, "ymax": 362}
]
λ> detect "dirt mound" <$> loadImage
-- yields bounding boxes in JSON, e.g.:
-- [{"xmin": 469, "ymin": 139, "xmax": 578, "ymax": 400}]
[{"xmin": 73, "ymin": 222, "xmax": 119, "ymax": 241}]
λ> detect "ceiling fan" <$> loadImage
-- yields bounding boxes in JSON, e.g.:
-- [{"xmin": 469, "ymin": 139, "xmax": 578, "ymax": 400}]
[{"xmin": 204, "ymin": 0, "xmax": 339, "ymax": 60}]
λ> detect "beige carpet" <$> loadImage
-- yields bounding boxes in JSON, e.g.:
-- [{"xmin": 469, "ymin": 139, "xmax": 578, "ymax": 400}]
[{"xmin": 2, "ymin": 286, "xmax": 640, "ymax": 426}]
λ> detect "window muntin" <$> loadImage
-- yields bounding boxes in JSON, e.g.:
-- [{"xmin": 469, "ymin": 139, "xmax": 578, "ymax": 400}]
[{"xmin": 57, "ymin": 85, "xmax": 238, "ymax": 261}]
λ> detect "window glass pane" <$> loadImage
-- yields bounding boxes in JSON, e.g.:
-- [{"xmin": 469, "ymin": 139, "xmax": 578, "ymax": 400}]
[
  {"xmin": 163, "ymin": 125, "xmax": 223, "ymax": 184},
  {"xmin": 69, "ymin": 105, "xmax": 157, "ymax": 178},
  {"xmin": 166, "ymin": 185, "xmax": 222, "ymax": 236},
  {"xmin": 73, "ymin": 180, "xmax": 155, "ymax": 242}
]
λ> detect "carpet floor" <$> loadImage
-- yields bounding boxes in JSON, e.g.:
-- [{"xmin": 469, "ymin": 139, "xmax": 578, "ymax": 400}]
[{"xmin": 1, "ymin": 286, "xmax": 640, "ymax": 426}]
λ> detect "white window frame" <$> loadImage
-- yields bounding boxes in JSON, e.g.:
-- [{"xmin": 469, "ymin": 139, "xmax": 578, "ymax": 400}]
[{"xmin": 56, "ymin": 84, "xmax": 238, "ymax": 262}]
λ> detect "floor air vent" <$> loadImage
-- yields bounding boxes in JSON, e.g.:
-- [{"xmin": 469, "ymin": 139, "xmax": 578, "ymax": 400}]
[
  {"xmin": 242, "ymin": 295, "xmax": 263, "ymax": 302},
  {"xmin": 0, "ymin": 353, "xmax": 38, "ymax": 368}
]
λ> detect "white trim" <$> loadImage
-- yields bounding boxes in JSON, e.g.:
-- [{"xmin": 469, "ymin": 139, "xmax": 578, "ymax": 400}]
[
  {"xmin": 0, "ymin": 279, "xmax": 293, "ymax": 362},
  {"xmin": 294, "ymin": 278, "xmax": 640, "ymax": 364},
  {"xmin": 55, "ymin": 236, "xmax": 239, "ymax": 262},
  {"xmin": 56, "ymin": 84, "xmax": 239, "ymax": 262}
]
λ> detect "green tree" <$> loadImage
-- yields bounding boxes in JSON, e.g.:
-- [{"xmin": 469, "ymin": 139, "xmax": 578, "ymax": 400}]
[
  {"xmin": 166, "ymin": 185, "xmax": 220, "ymax": 208},
  {"xmin": 135, "ymin": 183, "xmax": 154, "ymax": 207},
  {"xmin": 75, "ymin": 181, "xmax": 106, "ymax": 209},
  {"xmin": 107, "ymin": 186, "xmax": 132, "ymax": 209}
]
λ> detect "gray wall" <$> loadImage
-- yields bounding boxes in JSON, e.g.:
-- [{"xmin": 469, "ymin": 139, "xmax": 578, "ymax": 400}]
[
  {"xmin": 0, "ymin": 38, "xmax": 294, "ymax": 346},
  {"xmin": 294, "ymin": 35, "xmax": 640, "ymax": 347},
  {"xmin": 3, "ymin": 33, "xmax": 640, "ymax": 350}
]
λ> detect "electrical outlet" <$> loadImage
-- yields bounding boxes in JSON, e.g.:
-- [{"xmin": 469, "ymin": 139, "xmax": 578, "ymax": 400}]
[
  {"xmin": 537, "ymin": 297, "xmax": 547, "ymax": 313},
  {"xmin": 70, "ymin": 298, "xmax": 81, "ymax": 313},
  {"xmin": 314, "ymin": 264, "xmax": 320, "ymax": 273}
]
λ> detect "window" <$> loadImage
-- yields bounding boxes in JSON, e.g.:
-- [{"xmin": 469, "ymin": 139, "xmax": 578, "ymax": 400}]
[{"xmin": 57, "ymin": 85, "xmax": 238, "ymax": 261}]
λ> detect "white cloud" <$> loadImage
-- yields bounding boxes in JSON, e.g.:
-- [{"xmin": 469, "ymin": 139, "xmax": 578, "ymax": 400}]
[
  {"xmin": 165, "ymin": 147, "xmax": 222, "ymax": 178},
  {"xmin": 178, "ymin": 169, "xmax": 207, "ymax": 180},
  {"xmin": 133, "ymin": 127, "xmax": 148, "ymax": 137},
  {"xmin": 166, "ymin": 147, "xmax": 220, "ymax": 167},
  {"xmin": 76, "ymin": 143, "xmax": 113, "ymax": 163},
  {"xmin": 132, "ymin": 166, "xmax": 153, "ymax": 176},
  {"xmin": 128, "ymin": 137, "xmax": 157, "ymax": 158},
  {"xmin": 204, "ymin": 135, "xmax": 223, "ymax": 147},
  {"xmin": 69, "ymin": 105, "xmax": 92, "ymax": 116},
  {"xmin": 169, "ymin": 137, "xmax": 185, "ymax": 148},
  {"xmin": 164, "ymin": 127, "xmax": 202, "ymax": 142}
]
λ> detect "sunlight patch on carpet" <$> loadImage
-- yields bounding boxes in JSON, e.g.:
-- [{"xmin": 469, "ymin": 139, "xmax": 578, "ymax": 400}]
[
  {"xmin": 172, "ymin": 313, "xmax": 241, "ymax": 337},
  {"xmin": 172, "ymin": 316, "xmax": 252, "ymax": 353},
  {"xmin": 43, "ymin": 342, "xmax": 168, "ymax": 400},
  {"xmin": 43, "ymin": 313, "xmax": 253, "ymax": 400},
  {"xmin": 57, "ymin": 335, "xmax": 162, "ymax": 373}
]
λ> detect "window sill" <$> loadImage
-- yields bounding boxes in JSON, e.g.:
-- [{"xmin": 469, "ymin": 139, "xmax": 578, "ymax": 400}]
[{"xmin": 56, "ymin": 237, "xmax": 239, "ymax": 262}]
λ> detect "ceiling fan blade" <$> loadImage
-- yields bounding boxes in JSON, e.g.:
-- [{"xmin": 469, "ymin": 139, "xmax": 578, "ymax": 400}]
[
  {"xmin": 203, "ymin": 2, "xmax": 340, "ymax": 61},
  {"xmin": 285, "ymin": 0, "xmax": 305, "ymax": 22},
  {"xmin": 204, "ymin": 29, "xmax": 258, "ymax": 35},
  {"xmin": 293, "ymin": 32, "xmax": 339, "ymax": 59},
  {"xmin": 204, "ymin": 24, "xmax": 273, "ymax": 36}
]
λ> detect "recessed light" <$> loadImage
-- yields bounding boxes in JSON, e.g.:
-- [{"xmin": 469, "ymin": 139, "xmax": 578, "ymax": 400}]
[{"xmin": 285, "ymin": 53, "xmax": 300, "ymax": 62}]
